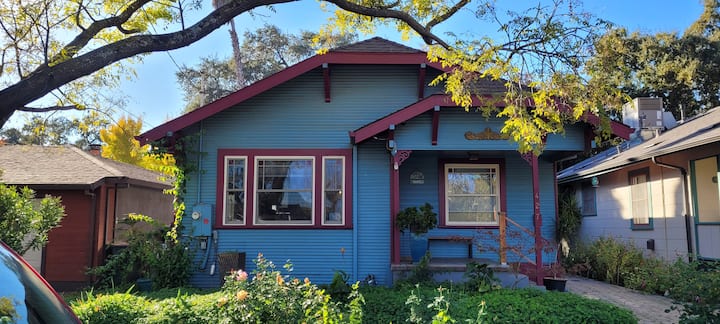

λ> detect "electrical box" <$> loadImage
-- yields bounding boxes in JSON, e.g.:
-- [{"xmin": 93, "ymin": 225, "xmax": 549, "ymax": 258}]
[{"xmin": 190, "ymin": 204, "xmax": 213, "ymax": 237}]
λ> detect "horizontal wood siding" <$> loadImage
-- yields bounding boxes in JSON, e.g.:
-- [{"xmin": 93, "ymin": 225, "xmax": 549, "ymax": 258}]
[
  {"xmin": 185, "ymin": 65, "xmax": 422, "ymax": 286},
  {"xmin": 356, "ymin": 142, "xmax": 392, "ymax": 285},
  {"xmin": 396, "ymin": 152, "xmax": 557, "ymax": 263},
  {"xmin": 394, "ymin": 109, "xmax": 586, "ymax": 151}
]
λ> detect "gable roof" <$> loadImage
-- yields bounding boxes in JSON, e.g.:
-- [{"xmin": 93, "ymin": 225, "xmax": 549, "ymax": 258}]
[
  {"xmin": 558, "ymin": 106, "xmax": 720, "ymax": 183},
  {"xmin": 0, "ymin": 145, "xmax": 171, "ymax": 189},
  {"xmin": 350, "ymin": 94, "xmax": 634, "ymax": 144},
  {"xmin": 137, "ymin": 37, "xmax": 446, "ymax": 145}
]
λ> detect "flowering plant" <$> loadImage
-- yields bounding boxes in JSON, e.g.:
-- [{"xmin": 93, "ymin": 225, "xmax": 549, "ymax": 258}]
[{"xmin": 215, "ymin": 253, "xmax": 364, "ymax": 323}]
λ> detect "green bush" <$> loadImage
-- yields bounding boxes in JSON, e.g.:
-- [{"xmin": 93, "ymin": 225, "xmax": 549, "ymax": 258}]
[
  {"xmin": 72, "ymin": 291, "xmax": 150, "ymax": 323},
  {"xmin": 88, "ymin": 214, "xmax": 192, "ymax": 290},
  {"xmin": 361, "ymin": 285, "xmax": 636, "ymax": 323},
  {"xmin": 580, "ymin": 236, "xmax": 645, "ymax": 285},
  {"xmin": 216, "ymin": 253, "xmax": 363, "ymax": 323}
]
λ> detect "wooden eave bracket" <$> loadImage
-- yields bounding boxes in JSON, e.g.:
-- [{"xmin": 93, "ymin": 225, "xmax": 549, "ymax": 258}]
[
  {"xmin": 431, "ymin": 105, "xmax": 440, "ymax": 145},
  {"xmin": 418, "ymin": 63, "xmax": 426, "ymax": 99},
  {"xmin": 323, "ymin": 63, "xmax": 331, "ymax": 103}
]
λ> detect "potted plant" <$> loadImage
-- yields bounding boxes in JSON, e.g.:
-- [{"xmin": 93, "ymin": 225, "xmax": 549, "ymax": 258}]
[
  {"xmin": 542, "ymin": 262, "xmax": 568, "ymax": 292},
  {"xmin": 395, "ymin": 202, "xmax": 437, "ymax": 262}
]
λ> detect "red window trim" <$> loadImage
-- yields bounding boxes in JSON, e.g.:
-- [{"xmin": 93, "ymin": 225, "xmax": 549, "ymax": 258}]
[
  {"xmin": 215, "ymin": 149, "xmax": 353, "ymax": 229},
  {"xmin": 437, "ymin": 158, "xmax": 507, "ymax": 229}
]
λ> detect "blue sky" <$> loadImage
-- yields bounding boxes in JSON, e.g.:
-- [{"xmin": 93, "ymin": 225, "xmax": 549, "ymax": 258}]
[{"xmin": 23, "ymin": 0, "xmax": 708, "ymax": 131}]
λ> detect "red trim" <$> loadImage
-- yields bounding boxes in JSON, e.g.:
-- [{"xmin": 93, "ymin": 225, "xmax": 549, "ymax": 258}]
[
  {"xmin": 530, "ymin": 154, "xmax": 543, "ymax": 285},
  {"xmin": 350, "ymin": 94, "xmax": 634, "ymax": 145},
  {"xmin": 323, "ymin": 64, "xmax": 331, "ymax": 103},
  {"xmin": 418, "ymin": 64, "xmax": 426, "ymax": 99},
  {"xmin": 437, "ymin": 158, "xmax": 507, "ymax": 229},
  {"xmin": 215, "ymin": 149, "xmax": 353, "ymax": 230},
  {"xmin": 138, "ymin": 52, "xmax": 445, "ymax": 145},
  {"xmin": 431, "ymin": 106, "xmax": 440, "ymax": 145}
]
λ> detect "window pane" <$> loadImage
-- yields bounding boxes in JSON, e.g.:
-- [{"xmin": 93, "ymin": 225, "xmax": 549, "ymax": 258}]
[
  {"xmin": 445, "ymin": 164, "xmax": 500, "ymax": 225},
  {"xmin": 581, "ymin": 186, "xmax": 596, "ymax": 215},
  {"xmin": 631, "ymin": 174, "xmax": 649, "ymax": 225},
  {"xmin": 257, "ymin": 192, "xmax": 312, "ymax": 222},
  {"xmin": 324, "ymin": 158, "xmax": 343, "ymax": 224},
  {"xmin": 324, "ymin": 159, "xmax": 343, "ymax": 190},
  {"xmin": 256, "ymin": 159, "xmax": 313, "ymax": 224},
  {"xmin": 447, "ymin": 168, "xmax": 496, "ymax": 195},
  {"xmin": 225, "ymin": 158, "xmax": 245, "ymax": 224}
]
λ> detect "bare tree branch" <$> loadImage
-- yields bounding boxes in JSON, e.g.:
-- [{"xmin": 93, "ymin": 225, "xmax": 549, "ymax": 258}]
[
  {"xmin": 425, "ymin": 0, "xmax": 469, "ymax": 30},
  {"xmin": 17, "ymin": 105, "xmax": 78, "ymax": 113}
]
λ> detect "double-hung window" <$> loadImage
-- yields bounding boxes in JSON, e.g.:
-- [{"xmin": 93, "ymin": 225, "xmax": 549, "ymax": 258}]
[
  {"xmin": 581, "ymin": 184, "xmax": 597, "ymax": 216},
  {"xmin": 223, "ymin": 157, "xmax": 247, "ymax": 225},
  {"xmin": 218, "ymin": 149, "xmax": 350, "ymax": 228},
  {"xmin": 629, "ymin": 168, "xmax": 653, "ymax": 230},
  {"xmin": 443, "ymin": 163, "xmax": 500, "ymax": 226}
]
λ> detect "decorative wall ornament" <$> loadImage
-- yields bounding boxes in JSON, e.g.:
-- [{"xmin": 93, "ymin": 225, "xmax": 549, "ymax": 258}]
[
  {"xmin": 464, "ymin": 128, "xmax": 509, "ymax": 140},
  {"xmin": 409, "ymin": 170, "xmax": 424, "ymax": 184}
]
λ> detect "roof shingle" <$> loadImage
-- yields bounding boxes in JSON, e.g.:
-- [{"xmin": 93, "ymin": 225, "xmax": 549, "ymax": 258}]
[{"xmin": 0, "ymin": 145, "xmax": 170, "ymax": 188}]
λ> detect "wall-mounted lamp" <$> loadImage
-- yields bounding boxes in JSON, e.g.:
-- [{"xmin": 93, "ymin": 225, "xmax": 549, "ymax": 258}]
[{"xmin": 591, "ymin": 176, "xmax": 599, "ymax": 188}]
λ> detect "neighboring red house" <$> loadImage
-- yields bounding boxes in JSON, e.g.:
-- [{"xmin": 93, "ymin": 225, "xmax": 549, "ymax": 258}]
[{"xmin": 0, "ymin": 145, "xmax": 173, "ymax": 290}]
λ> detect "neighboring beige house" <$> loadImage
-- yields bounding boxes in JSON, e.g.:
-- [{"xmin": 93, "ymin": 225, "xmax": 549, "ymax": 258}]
[
  {"xmin": 0, "ymin": 145, "xmax": 173, "ymax": 290},
  {"xmin": 558, "ymin": 98, "xmax": 720, "ymax": 261}
]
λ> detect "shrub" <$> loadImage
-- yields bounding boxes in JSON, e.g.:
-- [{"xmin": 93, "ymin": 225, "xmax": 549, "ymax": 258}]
[
  {"xmin": 88, "ymin": 214, "xmax": 192, "ymax": 290},
  {"xmin": 216, "ymin": 253, "xmax": 363, "ymax": 323},
  {"xmin": 72, "ymin": 291, "xmax": 150, "ymax": 323},
  {"xmin": 586, "ymin": 236, "xmax": 645, "ymax": 285}
]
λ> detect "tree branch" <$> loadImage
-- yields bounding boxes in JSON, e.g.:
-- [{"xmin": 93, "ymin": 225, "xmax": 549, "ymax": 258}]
[
  {"xmin": 425, "ymin": 0, "xmax": 470, "ymax": 30},
  {"xmin": 17, "ymin": 105, "xmax": 79, "ymax": 113},
  {"xmin": 49, "ymin": 0, "xmax": 152, "ymax": 65},
  {"xmin": 0, "ymin": 0, "xmax": 298, "ymax": 126},
  {"xmin": 325, "ymin": 0, "xmax": 450, "ymax": 48}
]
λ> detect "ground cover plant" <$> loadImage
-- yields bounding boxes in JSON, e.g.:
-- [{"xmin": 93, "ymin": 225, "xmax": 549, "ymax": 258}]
[
  {"xmin": 564, "ymin": 236, "xmax": 720, "ymax": 323},
  {"xmin": 70, "ymin": 253, "xmax": 637, "ymax": 323}
]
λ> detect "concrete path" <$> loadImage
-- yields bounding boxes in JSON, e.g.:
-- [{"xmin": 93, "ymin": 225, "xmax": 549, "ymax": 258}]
[{"xmin": 565, "ymin": 276, "xmax": 681, "ymax": 324}]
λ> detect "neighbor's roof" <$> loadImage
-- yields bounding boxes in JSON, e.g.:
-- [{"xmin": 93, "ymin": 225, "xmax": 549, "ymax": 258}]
[
  {"xmin": 0, "ymin": 145, "xmax": 171, "ymax": 189},
  {"xmin": 558, "ymin": 106, "xmax": 720, "ymax": 183},
  {"xmin": 137, "ymin": 37, "xmax": 445, "ymax": 145}
]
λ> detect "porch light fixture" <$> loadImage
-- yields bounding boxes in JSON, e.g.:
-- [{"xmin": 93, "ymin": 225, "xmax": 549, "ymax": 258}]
[{"xmin": 591, "ymin": 176, "xmax": 599, "ymax": 188}]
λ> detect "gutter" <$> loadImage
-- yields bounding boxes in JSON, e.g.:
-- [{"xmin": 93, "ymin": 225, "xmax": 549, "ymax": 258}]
[{"xmin": 650, "ymin": 156, "xmax": 694, "ymax": 260}]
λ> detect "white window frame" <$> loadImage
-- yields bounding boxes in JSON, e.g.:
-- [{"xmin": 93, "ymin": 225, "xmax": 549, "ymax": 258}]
[
  {"xmin": 253, "ymin": 156, "xmax": 315, "ymax": 226},
  {"xmin": 223, "ymin": 156, "xmax": 248, "ymax": 226},
  {"xmin": 629, "ymin": 169, "xmax": 653, "ymax": 229},
  {"xmin": 322, "ymin": 156, "xmax": 345, "ymax": 226},
  {"xmin": 444, "ymin": 163, "xmax": 500, "ymax": 226}
]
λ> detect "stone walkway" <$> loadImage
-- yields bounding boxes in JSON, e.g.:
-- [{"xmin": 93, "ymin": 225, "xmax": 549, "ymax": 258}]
[{"xmin": 565, "ymin": 276, "xmax": 681, "ymax": 324}]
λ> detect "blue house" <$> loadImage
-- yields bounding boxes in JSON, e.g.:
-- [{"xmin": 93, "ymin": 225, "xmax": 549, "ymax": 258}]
[{"xmin": 138, "ymin": 38, "xmax": 632, "ymax": 287}]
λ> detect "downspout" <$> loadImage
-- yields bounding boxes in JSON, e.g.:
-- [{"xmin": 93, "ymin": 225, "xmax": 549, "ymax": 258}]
[
  {"xmin": 651, "ymin": 156, "xmax": 694, "ymax": 260},
  {"xmin": 352, "ymin": 145, "xmax": 358, "ymax": 282}
]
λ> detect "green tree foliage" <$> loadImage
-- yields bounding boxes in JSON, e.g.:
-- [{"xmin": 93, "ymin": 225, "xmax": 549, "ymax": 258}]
[
  {"xmin": 587, "ymin": 0, "xmax": 720, "ymax": 120},
  {"xmin": 0, "ymin": 112, "xmax": 109, "ymax": 148},
  {"xmin": 0, "ymin": 0, "xmax": 639, "ymax": 154},
  {"xmin": 0, "ymin": 184, "xmax": 65, "ymax": 254},
  {"xmin": 99, "ymin": 116, "xmax": 175, "ymax": 175},
  {"xmin": 176, "ymin": 25, "xmax": 357, "ymax": 112}
]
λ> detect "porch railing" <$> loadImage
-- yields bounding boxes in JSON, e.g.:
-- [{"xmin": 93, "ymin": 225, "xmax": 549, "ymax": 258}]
[{"xmin": 496, "ymin": 211, "xmax": 554, "ymax": 267}]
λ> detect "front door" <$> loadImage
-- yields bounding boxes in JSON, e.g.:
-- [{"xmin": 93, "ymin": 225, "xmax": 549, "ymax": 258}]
[{"xmin": 690, "ymin": 156, "xmax": 720, "ymax": 259}]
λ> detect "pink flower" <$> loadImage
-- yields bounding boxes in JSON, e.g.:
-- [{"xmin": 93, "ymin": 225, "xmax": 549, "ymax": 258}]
[{"xmin": 234, "ymin": 270, "xmax": 248, "ymax": 282}]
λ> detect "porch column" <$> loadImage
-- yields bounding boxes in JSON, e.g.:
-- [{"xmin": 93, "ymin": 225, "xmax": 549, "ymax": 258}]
[
  {"xmin": 390, "ymin": 149, "xmax": 412, "ymax": 264},
  {"xmin": 522, "ymin": 152, "xmax": 543, "ymax": 285}
]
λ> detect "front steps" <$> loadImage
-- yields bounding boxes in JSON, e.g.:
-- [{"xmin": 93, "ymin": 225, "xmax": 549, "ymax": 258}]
[{"xmin": 391, "ymin": 258, "xmax": 531, "ymax": 288}]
